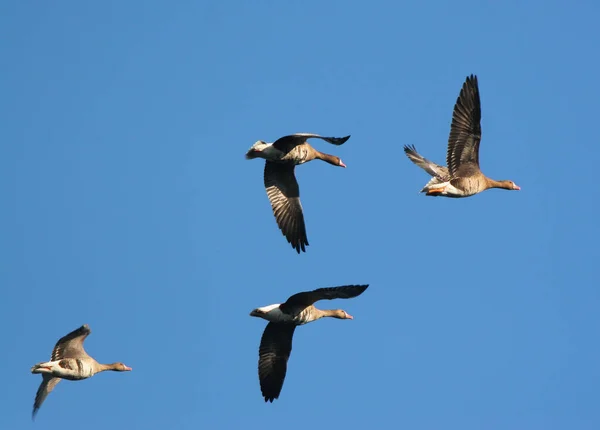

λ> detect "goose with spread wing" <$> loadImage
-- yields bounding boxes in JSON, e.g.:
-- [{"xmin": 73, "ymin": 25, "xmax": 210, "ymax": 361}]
[
  {"xmin": 250, "ymin": 284, "xmax": 369, "ymax": 402},
  {"xmin": 30, "ymin": 324, "xmax": 131, "ymax": 419},
  {"xmin": 404, "ymin": 75, "xmax": 520, "ymax": 197},
  {"xmin": 246, "ymin": 133, "xmax": 349, "ymax": 253}
]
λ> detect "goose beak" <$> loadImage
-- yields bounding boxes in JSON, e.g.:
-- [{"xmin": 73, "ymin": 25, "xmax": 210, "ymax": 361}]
[
  {"xmin": 346, "ymin": 313, "xmax": 354, "ymax": 320},
  {"xmin": 339, "ymin": 161, "xmax": 346, "ymax": 168},
  {"xmin": 124, "ymin": 366, "xmax": 132, "ymax": 371},
  {"xmin": 514, "ymin": 184, "xmax": 521, "ymax": 190}
]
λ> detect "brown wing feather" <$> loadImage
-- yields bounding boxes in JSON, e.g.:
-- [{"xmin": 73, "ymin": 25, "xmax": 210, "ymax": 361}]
[
  {"xmin": 264, "ymin": 161, "xmax": 308, "ymax": 253},
  {"xmin": 51, "ymin": 324, "xmax": 92, "ymax": 360},
  {"xmin": 32, "ymin": 375, "xmax": 61, "ymax": 419},
  {"xmin": 446, "ymin": 75, "xmax": 482, "ymax": 177},
  {"xmin": 272, "ymin": 134, "xmax": 350, "ymax": 153},
  {"xmin": 403, "ymin": 145, "xmax": 450, "ymax": 180},
  {"xmin": 258, "ymin": 322, "xmax": 296, "ymax": 402},
  {"xmin": 283, "ymin": 284, "xmax": 369, "ymax": 310}
]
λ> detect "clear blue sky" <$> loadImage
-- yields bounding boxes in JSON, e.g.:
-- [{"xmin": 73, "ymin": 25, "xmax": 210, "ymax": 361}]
[{"xmin": 1, "ymin": 1, "xmax": 599, "ymax": 429}]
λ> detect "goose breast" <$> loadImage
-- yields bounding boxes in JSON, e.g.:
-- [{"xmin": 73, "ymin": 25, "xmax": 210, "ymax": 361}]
[
  {"xmin": 293, "ymin": 307, "xmax": 318, "ymax": 325},
  {"xmin": 280, "ymin": 144, "xmax": 313, "ymax": 164}
]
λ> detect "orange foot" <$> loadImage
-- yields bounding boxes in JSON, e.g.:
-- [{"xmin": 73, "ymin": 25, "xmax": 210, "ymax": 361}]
[{"xmin": 426, "ymin": 188, "xmax": 444, "ymax": 195}]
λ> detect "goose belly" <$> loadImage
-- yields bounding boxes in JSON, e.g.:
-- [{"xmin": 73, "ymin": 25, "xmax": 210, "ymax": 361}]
[
  {"xmin": 426, "ymin": 182, "xmax": 469, "ymax": 197},
  {"xmin": 442, "ymin": 183, "xmax": 469, "ymax": 197},
  {"xmin": 55, "ymin": 359, "xmax": 94, "ymax": 380}
]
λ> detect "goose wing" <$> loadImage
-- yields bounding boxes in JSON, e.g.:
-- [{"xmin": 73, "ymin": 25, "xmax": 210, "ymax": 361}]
[
  {"xmin": 446, "ymin": 75, "xmax": 482, "ymax": 177},
  {"xmin": 264, "ymin": 161, "xmax": 308, "ymax": 253},
  {"xmin": 258, "ymin": 322, "xmax": 296, "ymax": 402}
]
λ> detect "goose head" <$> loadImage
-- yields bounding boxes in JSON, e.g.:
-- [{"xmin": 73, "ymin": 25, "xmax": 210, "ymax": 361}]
[
  {"xmin": 496, "ymin": 180, "xmax": 521, "ymax": 190},
  {"xmin": 109, "ymin": 362, "xmax": 132, "ymax": 371},
  {"xmin": 329, "ymin": 309, "xmax": 353, "ymax": 320}
]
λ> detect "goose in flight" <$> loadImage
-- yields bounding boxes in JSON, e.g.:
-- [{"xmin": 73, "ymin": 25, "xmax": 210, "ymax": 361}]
[
  {"xmin": 246, "ymin": 133, "xmax": 349, "ymax": 253},
  {"xmin": 250, "ymin": 284, "xmax": 369, "ymax": 402},
  {"xmin": 31, "ymin": 324, "xmax": 131, "ymax": 419},
  {"xmin": 404, "ymin": 75, "xmax": 520, "ymax": 197}
]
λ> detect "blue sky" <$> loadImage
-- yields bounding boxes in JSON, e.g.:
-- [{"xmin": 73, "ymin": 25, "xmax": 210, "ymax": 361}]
[{"xmin": 1, "ymin": 1, "xmax": 599, "ymax": 429}]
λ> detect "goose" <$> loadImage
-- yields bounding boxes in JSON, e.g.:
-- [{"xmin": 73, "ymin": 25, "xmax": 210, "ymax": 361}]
[
  {"xmin": 404, "ymin": 75, "xmax": 520, "ymax": 197},
  {"xmin": 30, "ymin": 324, "xmax": 131, "ymax": 419},
  {"xmin": 246, "ymin": 133, "xmax": 349, "ymax": 253},
  {"xmin": 250, "ymin": 284, "xmax": 369, "ymax": 402}
]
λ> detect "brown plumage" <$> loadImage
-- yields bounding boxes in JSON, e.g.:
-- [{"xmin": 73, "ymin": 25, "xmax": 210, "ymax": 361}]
[
  {"xmin": 250, "ymin": 284, "xmax": 369, "ymax": 402},
  {"xmin": 404, "ymin": 75, "xmax": 520, "ymax": 197},
  {"xmin": 246, "ymin": 133, "xmax": 349, "ymax": 253},
  {"xmin": 31, "ymin": 324, "xmax": 131, "ymax": 419}
]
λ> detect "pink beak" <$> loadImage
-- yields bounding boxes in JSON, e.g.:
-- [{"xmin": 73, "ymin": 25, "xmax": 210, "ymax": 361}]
[
  {"xmin": 514, "ymin": 185, "xmax": 521, "ymax": 190},
  {"xmin": 346, "ymin": 313, "xmax": 353, "ymax": 319},
  {"xmin": 339, "ymin": 161, "xmax": 347, "ymax": 168},
  {"xmin": 124, "ymin": 366, "xmax": 132, "ymax": 371}
]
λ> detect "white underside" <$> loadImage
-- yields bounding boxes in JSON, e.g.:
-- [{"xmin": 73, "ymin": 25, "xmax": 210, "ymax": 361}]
[
  {"xmin": 32, "ymin": 360, "xmax": 94, "ymax": 380},
  {"xmin": 427, "ymin": 181, "xmax": 466, "ymax": 196}
]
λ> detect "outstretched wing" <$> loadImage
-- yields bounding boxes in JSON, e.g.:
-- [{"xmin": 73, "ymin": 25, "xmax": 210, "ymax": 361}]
[
  {"xmin": 403, "ymin": 145, "xmax": 450, "ymax": 180},
  {"xmin": 264, "ymin": 161, "xmax": 308, "ymax": 253},
  {"xmin": 51, "ymin": 324, "xmax": 92, "ymax": 360},
  {"xmin": 32, "ymin": 374, "xmax": 61, "ymax": 419},
  {"xmin": 258, "ymin": 322, "xmax": 296, "ymax": 402},
  {"xmin": 446, "ymin": 75, "xmax": 482, "ymax": 177},
  {"xmin": 272, "ymin": 134, "xmax": 350, "ymax": 153},
  {"xmin": 282, "ymin": 284, "xmax": 369, "ymax": 310}
]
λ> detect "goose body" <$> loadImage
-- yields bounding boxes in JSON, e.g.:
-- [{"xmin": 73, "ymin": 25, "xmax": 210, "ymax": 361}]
[
  {"xmin": 250, "ymin": 284, "xmax": 369, "ymax": 402},
  {"xmin": 246, "ymin": 133, "xmax": 350, "ymax": 253},
  {"xmin": 30, "ymin": 324, "xmax": 131, "ymax": 419},
  {"xmin": 31, "ymin": 358, "xmax": 96, "ymax": 380},
  {"xmin": 251, "ymin": 302, "xmax": 343, "ymax": 325},
  {"xmin": 404, "ymin": 75, "xmax": 520, "ymax": 197}
]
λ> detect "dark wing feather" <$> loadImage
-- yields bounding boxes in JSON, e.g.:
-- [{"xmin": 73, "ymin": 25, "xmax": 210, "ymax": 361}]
[
  {"xmin": 283, "ymin": 284, "xmax": 369, "ymax": 310},
  {"xmin": 51, "ymin": 324, "xmax": 92, "ymax": 360},
  {"xmin": 403, "ymin": 145, "xmax": 450, "ymax": 180},
  {"xmin": 446, "ymin": 75, "xmax": 482, "ymax": 177},
  {"xmin": 264, "ymin": 161, "xmax": 308, "ymax": 253},
  {"xmin": 32, "ymin": 375, "xmax": 61, "ymax": 419},
  {"xmin": 258, "ymin": 322, "xmax": 296, "ymax": 402},
  {"xmin": 272, "ymin": 134, "xmax": 350, "ymax": 153}
]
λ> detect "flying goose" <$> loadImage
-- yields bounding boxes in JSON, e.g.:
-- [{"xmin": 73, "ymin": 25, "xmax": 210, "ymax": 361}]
[
  {"xmin": 246, "ymin": 133, "xmax": 350, "ymax": 253},
  {"xmin": 404, "ymin": 75, "xmax": 520, "ymax": 197},
  {"xmin": 31, "ymin": 324, "xmax": 131, "ymax": 419},
  {"xmin": 250, "ymin": 284, "xmax": 369, "ymax": 402}
]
